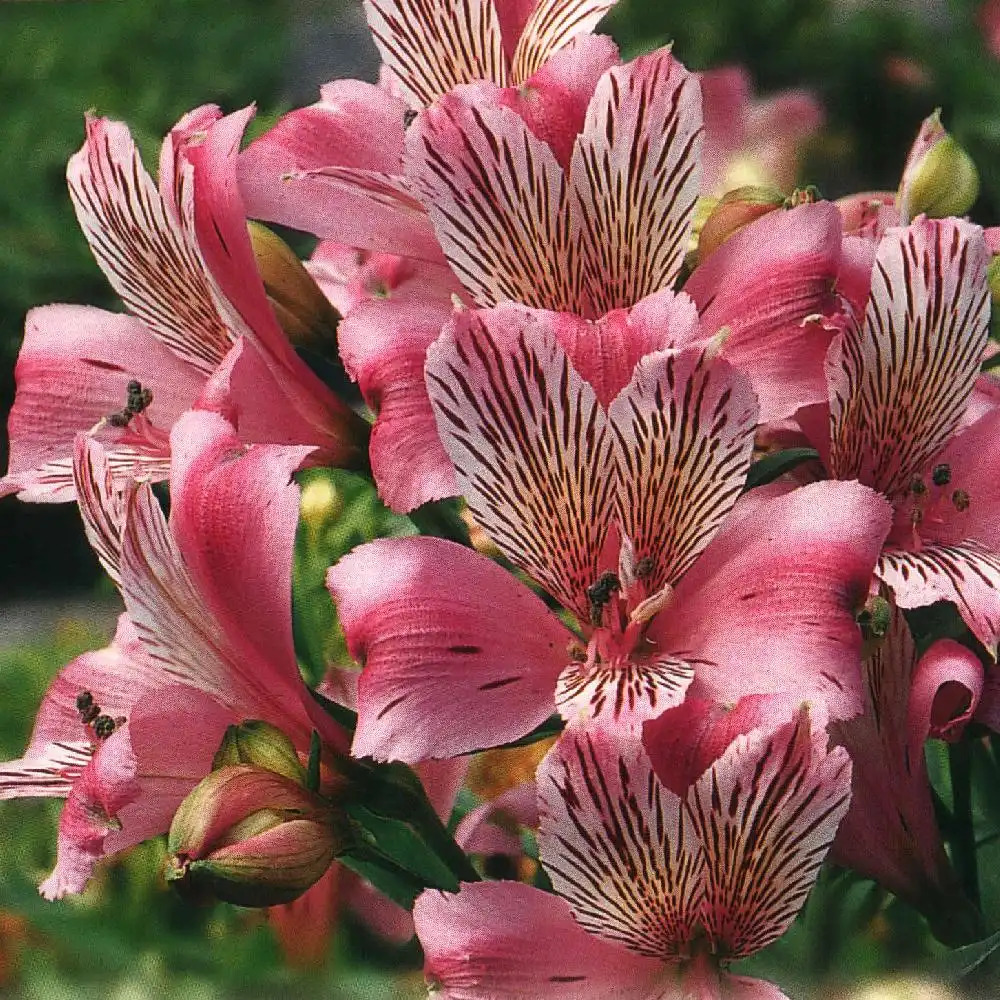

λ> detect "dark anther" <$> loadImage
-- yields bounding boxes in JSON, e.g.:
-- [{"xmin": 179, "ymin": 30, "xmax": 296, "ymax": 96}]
[
  {"xmin": 80, "ymin": 703, "xmax": 101, "ymax": 725},
  {"xmin": 126, "ymin": 383, "xmax": 153, "ymax": 414},
  {"xmin": 403, "ymin": 109, "xmax": 418, "ymax": 128},
  {"xmin": 126, "ymin": 379, "xmax": 141, "ymax": 395},
  {"xmin": 909, "ymin": 477, "xmax": 927, "ymax": 496},
  {"xmin": 75, "ymin": 691, "xmax": 94, "ymax": 713},
  {"xmin": 108, "ymin": 411, "xmax": 133, "ymax": 428},
  {"xmin": 586, "ymin": 571, "xmax": 621, "ymax": 626},
  {"xmin": 910, "ymin": 508, "xmax": 923, "ymax": 526},
  {"xmin": 932, "ymin": 464, "xmax": 952, "ymax": 486},
  {"xmin": 93, "ymin": 715, "xmax": 117, "ymax": 740},
  {"xmin": 634, "ymin": 556, "xmax": 655, "ymax": 580},
  {"xmin": 953, "ymin": 489, "xmax": 971, "ymax": 512}
]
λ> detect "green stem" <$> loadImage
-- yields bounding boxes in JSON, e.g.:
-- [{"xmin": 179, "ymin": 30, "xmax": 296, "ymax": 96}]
[
  {"xmin": 949, "ymin": 740, "xmax": 981, "ymax": 911},
  {"xmin": 406, "ymin": 789, "xmax": 481, "ymax": 885}
]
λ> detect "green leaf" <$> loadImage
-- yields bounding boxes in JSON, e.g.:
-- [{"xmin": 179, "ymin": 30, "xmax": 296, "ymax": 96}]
[
  {"xmin": 933, "ymin": 927, "xmax": 1000, "ymax": 982},
  {"xmin": 742, "ymin": 448, "xmax": 819, "ymax": 493}
]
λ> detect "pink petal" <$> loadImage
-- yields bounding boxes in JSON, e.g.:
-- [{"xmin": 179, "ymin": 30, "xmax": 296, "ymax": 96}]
[
  {"xmin": 344, "ymin": 872, "xmax": 415, "ymax": 944},
  {"xmin": 426, "ymin": 307, "xmax": 615, "ymax": 618},
  {"xmin": 73, "ymin": 435, "xmax": 126, "ymax": 586},
  {"xmin": 1, "ymin": 306, "xmax": 200, "ymax": 502},
  {"xmin": 405, "ymin": 84, "xmax": 580, "ymax": 310},
  {"xmin": 912, "ymin": 639, "xmax": 983, "ymax": 743},
  {"xmin": 649, "ymin": 481, "xmax": 892, "ymax": 720},
  {"xmin": 269, "ymin": 864, "xmax": 343, "ymax": 965},
  {"xmin": 416, "ymin": 757, "xmax": 470, "ymax": 823},
  {"xmin": 687, "ymin": 705, "xmax": 851, "ymax": 960},
  {"xmin": 364, "ymin": 0, "xmax": 508, "ymax": 109},
  {"xmin": 828, "ymin": 218, "xmax": 991, "ymax": 495},
  {"xmin": 338, "ymin": 297, "xmax": 458, "ymax": 511},
  {"xmin": 414, "ymin": 881, "xmax": 665, "ymax": 999},
  {"xmin": 67, "ymin": 115, "xmax": 234, "ymax": 375},
  {"xmin": 537, "ymin": 726, "xmax": 703, "ymax": 960},
  {"xmin": 697, "ymin": 66, "xmax": 750, "ymax": 194},
  {"xmin": 608, "ymin": 344, "xmax": 757, "ymax": 595},
  {"xmin": 454, "ymin": 782, "xmax": 539, "ymax": 856},
  {"xmin": 570, "ymin": 46, "xmax": 702, "ymax": 315},
  {"xmin": 510, "ymin": 0, "xmax": 619, "ymax": 83},
  {"xmin": 328, "ymin": 536, "xmax": 568, "ymax": 762},
  {"xmin": 831, "ymin": 609, "xmax": 970, "ymax": 918},
  {"xmin": 683, "ymin": 202, "xmax": 844, "ymax": 423}
]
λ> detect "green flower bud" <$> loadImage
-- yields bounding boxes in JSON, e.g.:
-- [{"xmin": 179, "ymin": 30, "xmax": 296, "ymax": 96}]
[
  {"xmin": 697, "ymin": 186, "xmax": 785, "ymax": 262},
  {"xmin": 212, "ymin": 720, "xmax": 307, "ymax": 785},
  {"xmin": 988, "ymin": 254, "xmax": 1000, "ymax": 305},
  {"xmin": 897, "ymin": 111, "xmax": 979, "ymax": 223},
  {"xmin": 166, "ymin": 765, "xmax": 350, "ymax": 907}
]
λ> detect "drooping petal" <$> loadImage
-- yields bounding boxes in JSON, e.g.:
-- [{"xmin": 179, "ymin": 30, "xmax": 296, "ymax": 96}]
[
  {"xmin": 828, "ymin": 218, "xmax": 991, "ymax": 495},
  {"xmin": 1, "ymin": 306, "xmax": 199, "ymax": 502},
  {"xmin": 73, "ymin": 435, "xmax": 126, "ymax": 586},
  {"xmin": 328, "ymin": 537, "xmax": 568, "ymax": 762},
  {"xmin": 537, "ymin": 726, "xmax": 703, "ymax": 960},
  {"xmin": 414, "ymin": 881, "xmax": 665, "ymax": 999},
  {"xmin": 511, "ymin": 0, "xmax": 619, "ymax": 83},
  {"xmin": 683, "ymin": 202, "xmax": 844, "ymax": 422},
  {"xmin": 569, "ymin": 47, "xmax": 702, "ymax": 315},
  {"xmin": 649, "ymin": 481, "xmax": 892, "ymax": 720},
  {"xmin": 455, "ymin": 782, "xmax": 539, "ymax": 857},
  {"xmin": 686, "ymin": 705, "xmax": 852, "ymax": 960},
  {"xmin": 426, "ymin": 308, "xmax": 616, "ymax": 617},
  {"xmin": 608, "ymin": 344, "xmax": 757, "ymax": 595},
  {"xmin": 338, "ymin": 297, "xmax": 458, "ymax": 512},
  {"xmin": 364, "ymin": 0, "xmax": 507, "ymax": 109},
  {"xmin": 405, "ymin": 85, "xmax": 580, "ymax": 311},
  {"xmin": 67, "ymin": 115, "xmax": 234, "ymax": 375}
]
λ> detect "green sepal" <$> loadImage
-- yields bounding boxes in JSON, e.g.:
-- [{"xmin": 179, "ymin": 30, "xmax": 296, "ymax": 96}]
[{"xmin": 742, "ymin": 448, "xmax": 820, "ymax": 493}]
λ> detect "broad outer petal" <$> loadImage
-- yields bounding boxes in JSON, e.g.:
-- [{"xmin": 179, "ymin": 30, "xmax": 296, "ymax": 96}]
[
  {"xmin": 339, "ymin": 297, "xmax": 458, "ymax": 511},
  {"xmin": 414, "ymin": 881, "xmax": 666, "ymax": 999},
  {"xmin": 1, "ymin": 306, "xmax": 199, "ymax": 501},
  {"xmin": 328, "ymin": 537, "xmax": 568, "ymax": 762},
  {"xmin": 683, "ymin": 202, "xmax": 843, "ymax": 423},
  {"xmin": 649, "ymin": 481, "xmax": 892, "ymax": 720}
]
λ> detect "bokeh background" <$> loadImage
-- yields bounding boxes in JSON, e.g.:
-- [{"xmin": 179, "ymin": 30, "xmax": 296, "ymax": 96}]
[{"xmin": 3, "ymin": 0, "xmax": 1000, "ymax": 996}]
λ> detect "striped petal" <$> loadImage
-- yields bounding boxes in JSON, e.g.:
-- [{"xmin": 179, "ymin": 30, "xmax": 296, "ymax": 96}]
[
  {"xmin": 828, "ymin": 218, "xmax": 991, "ymax": 496},
  {"xmin": 363, "ymin": 0, "xmax": 507, "ymax": 109},
  {"xmin": 405, "ymin": 85, "xmax": 581, "ymax": 311},
  {"xmin": 686, "ymin": 705, "xmax": 852, "ymax": 960},
  {"xmin": 73, "ymin": 436, "xmax": 126, "ymax": 587},
  {"xmin": 67, "ymin": 114, "xmax": 235, "ymax": 375},
  {"xmin": 569, "ymin": 47, "xmax": 702, "ymax": 315},
  {"xmin": 511, "ymin": 0, "xmax": 619, "ymax": 83},
  {"xmin": 426, "ymin": 307, "xmax": 616, "ymax": 617},
  {"xmin": 608, "ymin": 344, "xmax": 757, "ymax": 596},
  {"xmin": 537, "ymin": 726, "xmax": 704, "ymax": 960}
]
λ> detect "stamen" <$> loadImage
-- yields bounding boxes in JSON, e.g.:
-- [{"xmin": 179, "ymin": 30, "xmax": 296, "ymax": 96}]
[
  {"xmin": 909, "ymin": 477, "xmax": 928, "ymax": 496},
  {"xmin": 93, "ymin": 715, "xmax": 117, "ymax": 740},
  {"xmin": 634, "ymin": 556, "xmax": 655, "ymax": 580},
  {"xmin": 953, "ymin": 489, "xmax": 971, "ymax": 512},
  {"xmin": 586, "ymin": 571, "xmax": 621, "ymax": 627},
  {"xmin": 932, "ymin": 463, "xmax": 952, "ymax": 486},
  {"xmin": 75, "ymin": 691, "xmax": 94, "ymax": 713},
  {"xmin": 403, "ymin": 109, "xmax": 417, "ymax": 129}
]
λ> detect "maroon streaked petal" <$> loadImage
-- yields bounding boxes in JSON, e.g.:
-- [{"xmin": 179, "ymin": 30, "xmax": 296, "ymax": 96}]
[
  {"xmin": 414, "ymin": 881, "xmax": 665, "ymax": 999},
  {"xmin": 878, "ymin": 540, "xmax": 1000, "ymax": 654},
  {"xmin": 405, "ymin": 86, "xmax": 581, "ymax": 311},
  {"xmin": 537, "ymin": 727, "xmax": 703, "ymax": 960},
  {"xmin": 683, "ymin": 202, "xmax": 844, "ymax": 423},
  {"xmin": 327, "ymin": 537, "xmax": 568, "ymax": 762},
  {"xmin": 608, "ymin": 345, "xmax": 757, "ymax": 595},
  {"xmin": 1, "ymin": 306, "xmax": 199, "ymax": 502},
  {"xmin": 828, "ymin": 218, "xmax": 991, "ymax": 495},
  {"xmin": 363, "ymin": 0, "xmax": 507, "ymax": 109},
  {"xmin": 67, "ymin": 115, "xmax": 234, "ymax": 375},
  {"xmin": 570, "ymin": 47, "xmax": 702, "ymax": 315},
  {"xmin": 73, "ymin": 436, "xmax": 125, "ymax": 586},
  {"xmin": 686, "ymin": 705, "xmax": 852, "ymax": 960},
  {"xmin": 510, "ymin": 0, "xmax": 618, "ymax": 83},
  {"xmin": 426, "ymin": 308, "xmax": 616, "ymax": 616}
]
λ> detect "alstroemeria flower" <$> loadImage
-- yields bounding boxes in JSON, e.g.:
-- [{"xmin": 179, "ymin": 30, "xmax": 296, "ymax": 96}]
[
  {"xmin": 1, "ymin": 106, "xmax": 366, "ymax": 503},
  {"xmin": 0, "ymin": 411, "xmax": 346, "ymax": 897},
  {"xmin": 830, "ymin": 604, "xmax": 984, "ymax": 943},
  {"xmin": 327, "ymin": 301, "xmax": 891, "ymax": 762},
  {"xmin": 798, "ymin": 217, "xmax": 1000, "ymax": 652},
  {"xmin": 414, "ymin": 699, "xmax": 851, "ymax": 999}
]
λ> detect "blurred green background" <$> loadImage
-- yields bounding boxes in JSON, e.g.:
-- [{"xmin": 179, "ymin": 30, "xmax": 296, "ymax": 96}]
[{"xmin": 4, "ymin": 0, "xmax": 1000, "ymax": 996}]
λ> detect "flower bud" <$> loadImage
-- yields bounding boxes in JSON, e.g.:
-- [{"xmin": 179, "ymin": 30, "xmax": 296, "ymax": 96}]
[
  {"xmin": 212, "ymin": 720, "xmax": 306, "ymax": 785},
  {"xmin": 166, "ymin": 765, "xmax": 349, "ymax": 907},
  {"xmin": 897, "ymin": 111, "xmax": 979, "ymax": 223},
  {"xmin": 247, "ymin": 221, "xmax": 342, "ymax": 351},
  {"xmin": 988, "ymin": 254, "xmax": 1000, "ymax": 305},
  {"xmin": 697, "ymin": 186, "xmax": 785, "ymax": 262}
]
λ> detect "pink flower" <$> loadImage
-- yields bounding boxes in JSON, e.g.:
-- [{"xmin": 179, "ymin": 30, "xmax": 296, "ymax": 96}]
[
  {"xmin": 0, "ymin": 411, "xmax": 345, "ymax": 897},
  {"xmin": 326, "ymin": 303, "xmax": 891, "ymax": 762},
  {"xmin": 414, "ymin": 699, "xmax": 852, "ymax": 999},
  {"xmin": 1, "ymin": 107, "xmax": 366, "ymax": 503},
  {"xmin": 799, "ymin": 216, "xmax": 1000, "ymax": 653}
]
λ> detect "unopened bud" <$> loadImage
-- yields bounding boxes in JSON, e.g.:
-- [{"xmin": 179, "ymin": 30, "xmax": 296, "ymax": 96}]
[
  {"xmin": 166, "ymin": 765, "xmax": 349, "ymax": 907},
  {"xmin": 897, "ymin": 111, "xmax": 979, "ymax": 223},
  {"xmin": 697, "ymin": 186, "xmax": 785, "ymax": 262},
  {"xmin": 212, "ymin": 721, "xmax": 306, "ymax": 785},
  {"xmin": 988, "ymin": 254, "xmax": 1000, "ymax": 305},
  {"xmin": 247, "ymin": 222, "xmax": 342, "ymax": 350}
]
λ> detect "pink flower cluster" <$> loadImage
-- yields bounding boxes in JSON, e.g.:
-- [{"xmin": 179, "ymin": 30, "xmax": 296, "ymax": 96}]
[{"xmin": 4, "ymin": 0, "xmax": 1000, "ymax": 995}]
